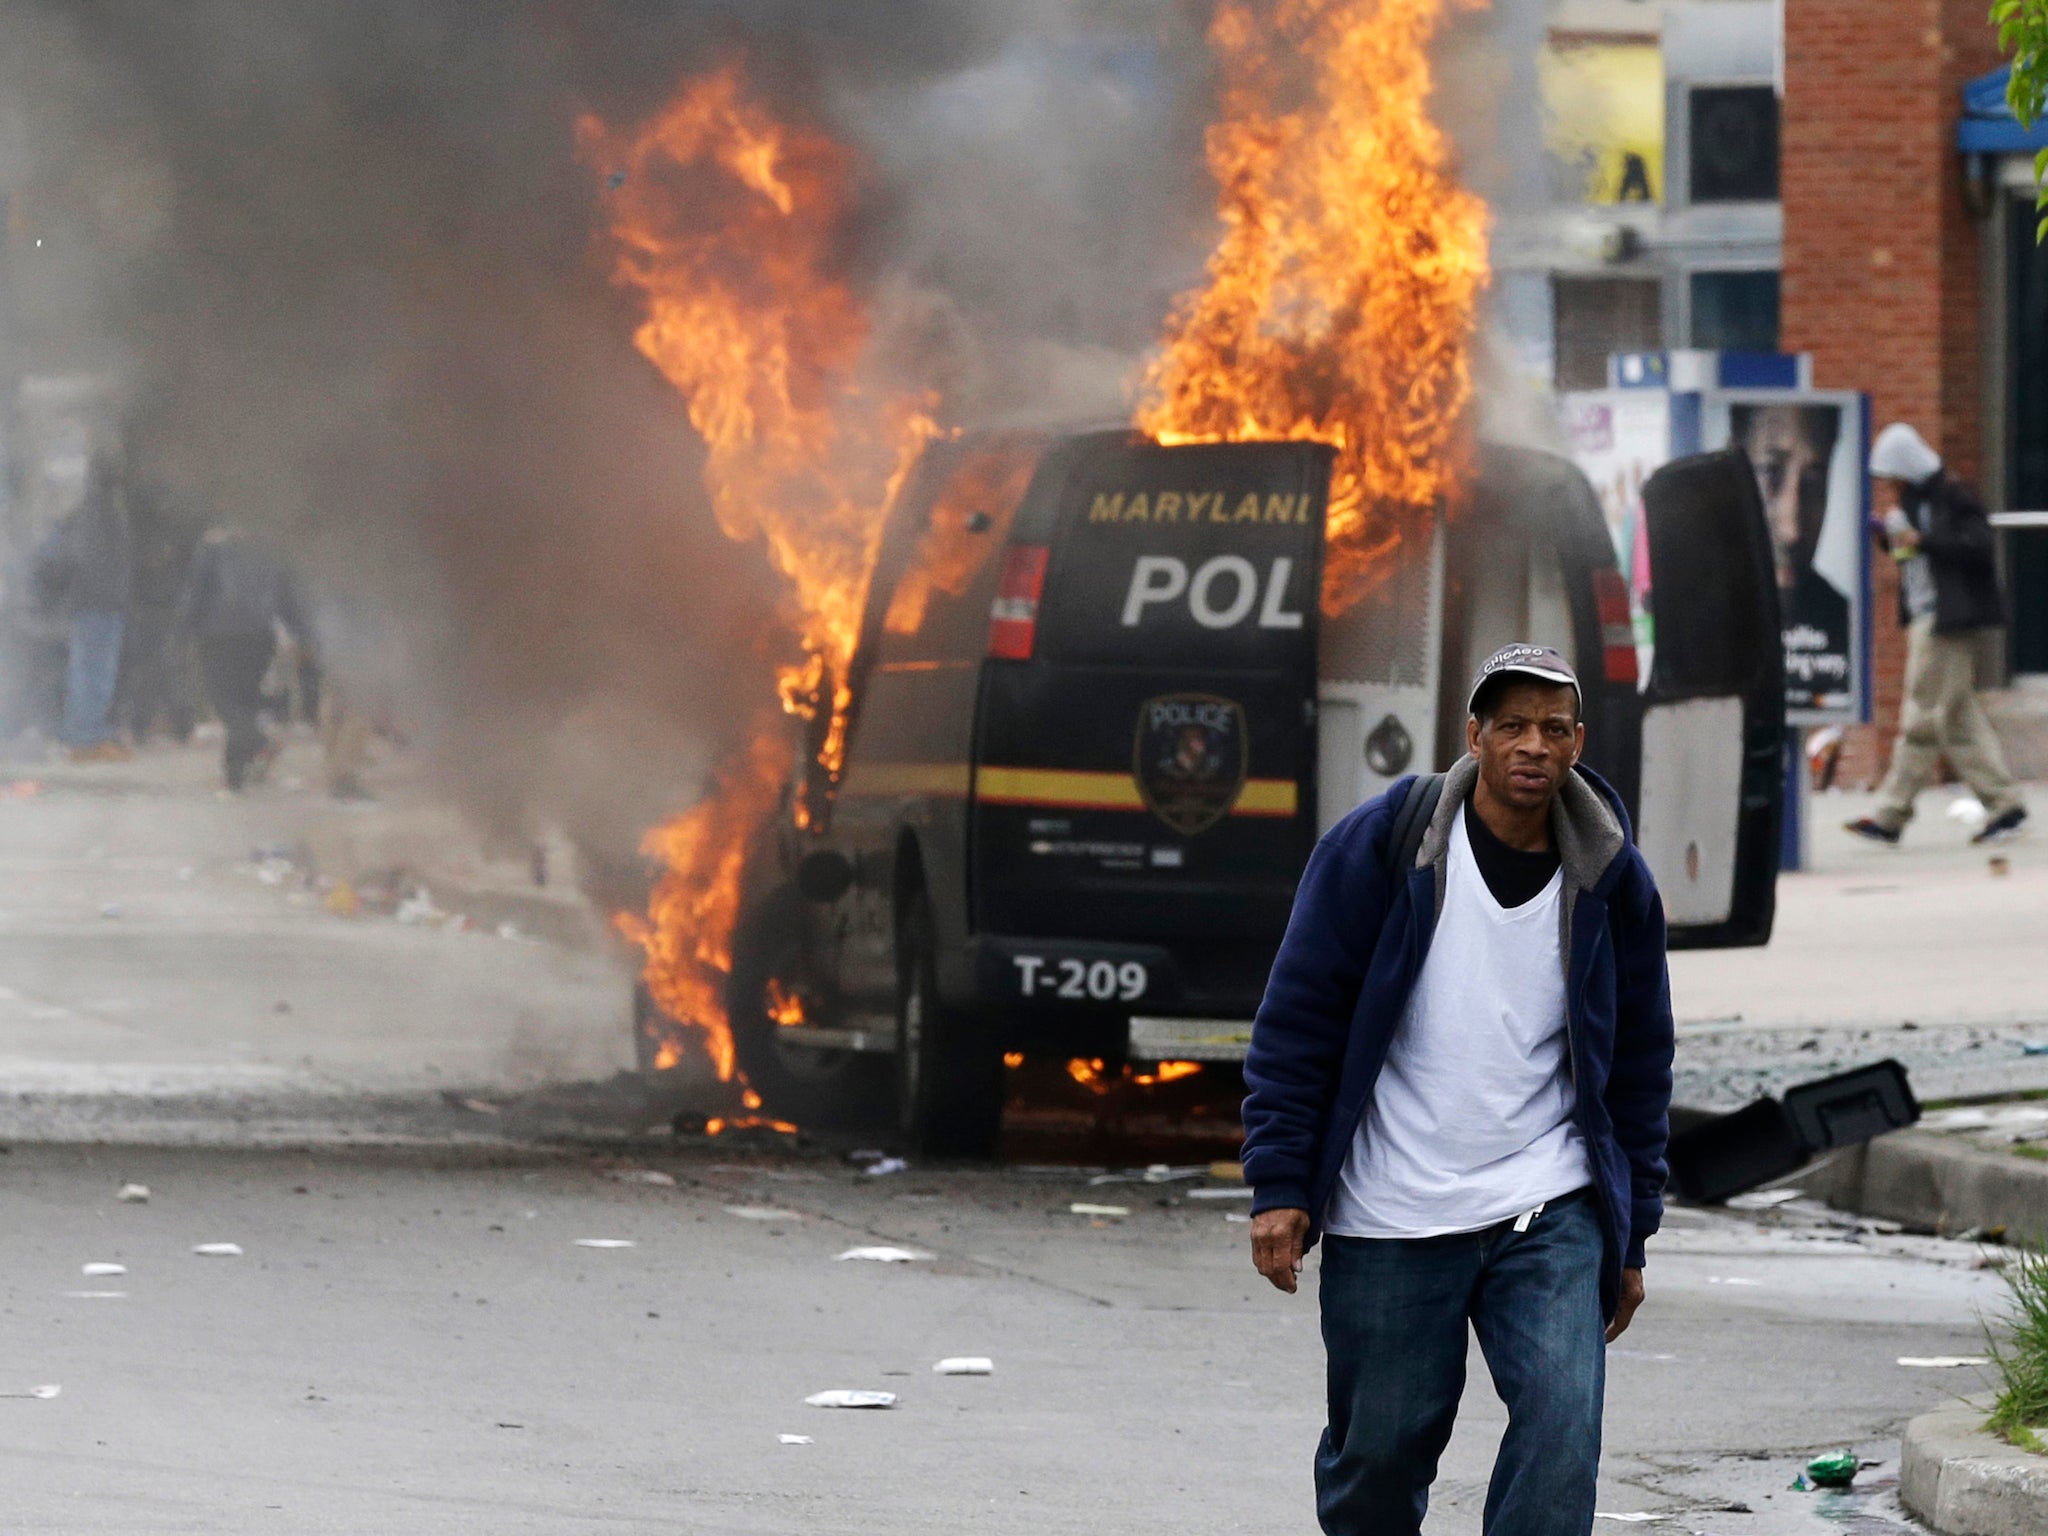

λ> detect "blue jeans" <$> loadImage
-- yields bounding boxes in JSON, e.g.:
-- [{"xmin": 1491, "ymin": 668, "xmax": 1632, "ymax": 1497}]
[
  {"xmin": 1316, "ymin": 1190, "xmax": 1606, "ymax": 1536},
  {"xmin": 62, "ymin": 611, "xmax": 125, "ymax": 747}
]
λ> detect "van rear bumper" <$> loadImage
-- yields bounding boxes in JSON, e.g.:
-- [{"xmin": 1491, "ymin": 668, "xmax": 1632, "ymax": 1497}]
[{"xmin": 952, "ymin": 935, "xmax": 1266, "ymax": 1059}]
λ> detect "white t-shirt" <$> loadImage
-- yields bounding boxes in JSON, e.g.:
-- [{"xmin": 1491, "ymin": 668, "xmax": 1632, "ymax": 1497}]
[{"xmin": 1323, "ymin": 809, "xmax": 1591, "ymax": 1238}]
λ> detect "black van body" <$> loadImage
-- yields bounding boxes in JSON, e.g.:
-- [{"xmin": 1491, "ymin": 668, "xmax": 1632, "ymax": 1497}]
[{"xmin": 720, "ymin": 428, "xmax": 1784, "ymax": 1153}]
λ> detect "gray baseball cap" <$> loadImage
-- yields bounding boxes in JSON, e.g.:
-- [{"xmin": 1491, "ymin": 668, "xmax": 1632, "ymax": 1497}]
[{"xmin": 1467, "ymin": 643, "xmax": 1580, "ymax": 714}]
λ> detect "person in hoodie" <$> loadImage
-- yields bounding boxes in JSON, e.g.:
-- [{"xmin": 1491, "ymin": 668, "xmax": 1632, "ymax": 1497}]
[
  {"xmin": 1845, "ymin": 422, "xmax": 2026, "ymax": 846},
  {"xmin": 173, "ymin": 527, "xmax": 308, "ymax": 791},
  {"xmin": 1241, "ymin": 643, "xmax": 1674, "ymax": 1536}
]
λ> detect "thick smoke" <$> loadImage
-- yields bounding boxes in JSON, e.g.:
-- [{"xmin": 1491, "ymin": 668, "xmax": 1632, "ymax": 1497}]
[{"xmin": 0, "ymin": 0, "xmax": 1215, "ymax": 878}]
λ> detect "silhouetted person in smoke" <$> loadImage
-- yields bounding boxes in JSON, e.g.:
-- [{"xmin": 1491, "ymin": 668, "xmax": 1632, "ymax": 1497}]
[
  {"xmin": 34, "ymin": 454, "xmax": 135, "ymax": 762},
  {"xmin": 174, "ymin": 528, "xmax": 307, "ymax": 791}
]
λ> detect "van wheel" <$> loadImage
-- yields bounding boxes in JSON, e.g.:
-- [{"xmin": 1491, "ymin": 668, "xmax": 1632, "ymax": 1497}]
[
  {"xmin": 896, "ymin": 893, "xmax": 1005, "ymax": 1158},
  {"xmin": 728, "ymin": 890, "xmax": 891, "ymax": 1129}
]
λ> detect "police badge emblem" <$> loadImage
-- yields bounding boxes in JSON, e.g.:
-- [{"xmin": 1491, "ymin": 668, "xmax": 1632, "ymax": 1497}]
[{"xmin": 1134, "ymin": 693, "xmax": 1248, "ymax": 835}]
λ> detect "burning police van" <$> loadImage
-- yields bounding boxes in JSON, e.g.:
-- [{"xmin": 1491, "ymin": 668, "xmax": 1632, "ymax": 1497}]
[{"xmin": 720, "ymin": 427, "xmax": 1783, "ymax": 1153}]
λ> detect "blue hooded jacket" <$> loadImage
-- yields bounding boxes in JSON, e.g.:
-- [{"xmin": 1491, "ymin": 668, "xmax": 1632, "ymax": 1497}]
[{"xmin": 1241, "ymin": 757, "xmax": 1675, "ymax": 1321}]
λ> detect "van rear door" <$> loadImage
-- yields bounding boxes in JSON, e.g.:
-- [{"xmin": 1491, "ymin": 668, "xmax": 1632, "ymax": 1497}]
[
  {"xmin": 971, "ymin": 435, "xmax": 1331, "ymax": 1006},
  {"xmin": 1637, "ymin": 445, "xmax": 1786, "ymax": 947}
]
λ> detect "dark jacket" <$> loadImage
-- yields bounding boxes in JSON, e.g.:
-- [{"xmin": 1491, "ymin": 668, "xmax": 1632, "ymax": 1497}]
[
  {"xmin": 174, "ymin": 530, "xmax": 306, "ymax": 642},
  {"xmin": 1241, "ymin": 757, "xmax": 1675, "ymax": 1322},
  {"xmin": 1880, "ymin": 473, "xmax": 2005, "ymax": 634},
  {"xmin": 33, "ymin": 481, "xmax": 133, "ymax": 616}
]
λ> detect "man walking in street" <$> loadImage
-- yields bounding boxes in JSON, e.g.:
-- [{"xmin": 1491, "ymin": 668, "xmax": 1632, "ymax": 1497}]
[
  {"xmin": 1846, "ymin": 422, "xmax": 2027, "ymax": 846},
  {"xmin": 1241, "ymin": 644, "xmax": 1674, "ymax": 1536}
]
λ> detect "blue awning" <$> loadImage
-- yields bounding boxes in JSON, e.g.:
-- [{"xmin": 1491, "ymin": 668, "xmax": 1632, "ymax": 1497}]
[{"xmin": 1959, "ymin": 65, "xmax": 2048, "ymax": 154}]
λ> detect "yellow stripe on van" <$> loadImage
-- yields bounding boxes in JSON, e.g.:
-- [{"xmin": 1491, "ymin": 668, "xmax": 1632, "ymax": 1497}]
[
  {"xmin": 839, "ymin": 762, "xmax": 974, "ymax": 799},
  {"xmin": 977, "ymin": 767, "xmax": 1298, "ymax": 818}
]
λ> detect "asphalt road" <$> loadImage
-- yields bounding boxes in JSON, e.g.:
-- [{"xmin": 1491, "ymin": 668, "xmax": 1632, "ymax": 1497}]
[{"xmin": 0, "ymin": 1143, "xmax": 2011, "ymax": 1535}]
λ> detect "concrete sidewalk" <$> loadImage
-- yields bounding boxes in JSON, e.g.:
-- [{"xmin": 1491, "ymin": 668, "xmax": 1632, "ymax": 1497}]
[{"xmin": 1669, "ymin": 781, "xmax": 2048, "ymax": 1107}]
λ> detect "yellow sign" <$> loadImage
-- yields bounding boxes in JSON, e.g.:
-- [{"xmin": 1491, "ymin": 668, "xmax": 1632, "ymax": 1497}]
[{"xmin": 1542, "ymin": 39, "xmax": 1663, "ymax": 205}]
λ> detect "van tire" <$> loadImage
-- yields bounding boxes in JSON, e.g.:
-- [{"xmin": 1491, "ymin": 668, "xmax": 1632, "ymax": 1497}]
[
  {"xmin": 895, "ymin": 893, "xmax": 1005, "ymax": 1158},
  {"xmin": 728, "ymin": 889, "xmax": 891, "ymax": 1129}
]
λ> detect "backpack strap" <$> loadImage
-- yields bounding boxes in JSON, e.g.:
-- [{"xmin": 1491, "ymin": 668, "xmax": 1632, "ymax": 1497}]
[{"xmin": 1385, "ymin": 771, "xmax": 1445, "ymax": 883}]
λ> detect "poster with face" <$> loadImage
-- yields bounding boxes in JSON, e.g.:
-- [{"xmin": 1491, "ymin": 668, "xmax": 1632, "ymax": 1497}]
[{"xmin": 1707, "ymin": 392, "xmax": 1868, "ymax": 721}]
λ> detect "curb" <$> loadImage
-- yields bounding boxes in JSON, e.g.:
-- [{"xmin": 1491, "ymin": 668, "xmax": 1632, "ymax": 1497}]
[
  {"xmin": 1902, "ymin": 1404, "xmax": 2048, "ymax": 1536},
  {"xmin": 1798, "ymin": 1129, "xmax": 2048, "ymax": 1245}
]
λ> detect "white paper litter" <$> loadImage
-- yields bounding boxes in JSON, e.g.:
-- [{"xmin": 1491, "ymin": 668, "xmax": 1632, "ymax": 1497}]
[
  {"xmin": 1725, "ymin": 1188, "xmax": 1804, "ymax": 1210},
  {"xmin": 1594, "ymin": 1514, "xmax": 1670, "ymax": 1524},
  {"xmin": 805, "ymin": 1389, "xmax": 898, "ymax": 1409},
  {"xmin": 1706, "ymin": 1276, "xmax": 1760, "ymax": 1286},
  {"xmin": 933, "ymin": 1357, "xmax": 993, "ymax": 1376},
  {"xmin": 1186, "ymin": 1187, "xmax": 1255, "ymax": 1200},
  {"xmin": 192, "ymin": 1243, "xmax": 243, "ymax": 1257},
  {"xmin": 62, "ymin": 1290, "xmax": 127, "ymax": 1299},
  {"xmin": 1947, "ymin": 794, "xmax": 1988, "ymax": 827},
  {"xmin": 573, "ymin": 1238, "xmax": 637, "ymax": 1249},
  {"xmin": 724, "ymin": 1205, "xmax": 804, "ymax": 1221},
  {"xmin": 0, "ymin": 1385, "xmax": 61, "ymax": 1400},
  {"xmin": 865, "ymin": 1156, "xmax": 910, "ymax": 1177},
  {"xmin": 116, "ymin": 1184, "xmax": 150, "ymax": 1204},
  {"xmin": 608, "ymin": 1169, "xmax": 676, "ymax": 1187},
  {"xmin": 1069, "ymin": 1203, "xmax": 1129, "ymax": 1217},
  {"xmin": 1897, "ymin": 1355, "xmax": 1989, "ymax": 1368},
  {"xmin": 1225, "ymin": 1213, "xmax": 1252, "ymax": 1223},
  {"xmin": 834, "ymin": 1246, "xmax": 929, "ymax": 1263},
  {"xmin": 81, "ymin": 1262, "xmax": 127, "ymax": 1277},
  {"xmin": 778, "ymin": 1434, "xmax": 815, "ymax": 1444}
]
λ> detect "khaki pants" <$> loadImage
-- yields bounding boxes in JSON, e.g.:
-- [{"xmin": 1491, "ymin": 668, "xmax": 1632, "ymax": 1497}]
[
  {"xmin": 1874, "ymin": 617, "xmax": 2021, "ymax": 830},
  {"xmin": 318, "ymin": 679, "xmax": 373, "ymax": 791}
]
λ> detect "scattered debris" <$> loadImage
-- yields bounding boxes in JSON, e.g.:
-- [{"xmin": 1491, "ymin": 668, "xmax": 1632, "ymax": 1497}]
[
  {"xmin": 1804, "ymin": 1450, "xmax": 1859, "ymax": 1489},
  {"xmin": 933, "ymin": 1357, "xmax": 993, "ymax": 1376},
  {"xmin": 778, "ymin": 1433, "xmax": 814, "ymax": 1445},
  {"xmin": 865, "ymin": 1156, "xmax": 910, "ymax": 1177},
  {"xmin": 2022, "ymin": 1043, "xmax": 2048, "ymax": 1057},
  {"xmin": 1594, "ymin": 1515, "xmax": 1670, "ymax": 1524},
  {"xmin": 61, "ymin": 1290, "xmax": 126, "ymax": 1300},
  {"xmin": 573, "ymin": 1238, "xmax": 636, "ymax": 1249},
  {"xmin": 1070, "ymin": 1203, "xmax": 1129, "ymax": 1218},
  {"xmin": 1186, "ymin": 1187, "xmax": 1255, "ymax": 1201},
  {"xmin": 724, "ymin": 1205, "xmax": 803, "ymax": 1221},
  {"xmin": 98, "ymin": 903, "xmax": 121, "ymax": 920},
  {"xmin": 80, "ymin": 1263, "xmax": 126, "ymax": 1277},
  {"xmin": 1725, "ymin": 1188, "xmax": 1803, "ymax": 1210},
  {"xmin": 804, "ymin": 1389, "xmax": 897, "ymax": 1409},
  {"xmin": 324, "ymin": 883, "xmax": 360, "ymax": 917},
  {"xmin": 1225, "ymin": 1213, "xmax": 1251, "ymax": 1223},
  {"xmin": 1896, "ymin": 1355, "xmax": 1990, "ymax": 1368},
  {"xmin": 1947, "ymin": 795, "xmax": 1988, "ymax": 827},
  {"xmin": 0, "ymin": 1385, "xmax": 60, "ymax": 1400},
  {"xmin": 191, "ymin": 1243, "xmax": 243, "ymax": 1257},
  {"xmin": 607, "ymin": 1168, "xmax": 676, "ymax": 1187},
  {"xmin": 834, "ymin": 1246, "xmax": 929, "ymax": 1263},
  {"xmin": 441, "ymin": 1092, "xmax": 502, "ymax": 1116},
  {"xmin": 116, "ymin": 1184, "xmax": 150, "ymax": 1204},
  {"xmin": 1706, "ymin": 1276, "xmax": 1761, "ymax": 1286},
  {"xmin": 1209, "ymin": 1161, "xmax": 1245, "ymax": 1182},
  {"xmin": 394, "ymin": 888, "xmax": 447, "ymax": 926},
  {"xmin": 1990, "ymin": 855, "xmax": 2012, "ymax": 877}
]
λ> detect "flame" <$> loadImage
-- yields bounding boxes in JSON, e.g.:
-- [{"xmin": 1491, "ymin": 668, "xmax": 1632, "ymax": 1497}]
[
  {"xmin": 1002, "ymin": 1052, "xmax": 1025, "ymax": 1070},
  {"xmin": 1135, "ymin": 0, "xmax": 1489, "ymax": 614},
  {"xmin": 765, "ymin": 979, "xmax": 807, "ymax": 1029},
  {"xmin": 1065, "ymin": 1058, "xmax": 1205, "ymax": 1093},
  {"xmin": 585, "ymin": 64, "xmax": 935, "ymax": 1081},
  {"xmin": 614, "ymin": 729, "xmax": 786, "ymax": 1080},
  {"xmin": 577, "ymin": 65, "xmax": 934, "ymax": 729}
]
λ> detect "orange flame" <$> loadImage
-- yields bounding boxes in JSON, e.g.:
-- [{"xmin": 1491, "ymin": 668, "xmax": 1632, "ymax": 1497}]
[
  {"xmin": 1135, "ymin": 0, "xmax": 1489, "ymax": 614},
  {"xmin": 1065, "ymin": 1058, "xmax": 1205, "ymax": 1093},
  {"xmin": 585, "ymin": 64, "xmax": 935, "ymax": 1081}
]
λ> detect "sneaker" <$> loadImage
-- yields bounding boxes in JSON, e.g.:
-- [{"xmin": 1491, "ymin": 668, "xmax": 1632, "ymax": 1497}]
[
  {"xmin": 1972, "ymin": 805, "xmax": 2028, "ymax": 845},
  {"xmin": 1844, "ymin": 817, "xmax": 1901, "ymax": 846}
]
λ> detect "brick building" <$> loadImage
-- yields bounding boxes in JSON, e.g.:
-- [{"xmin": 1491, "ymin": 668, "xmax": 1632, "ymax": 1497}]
[{"xmin": 1783, "ymin": 0, "xmax": 2048, "ymax": 780}]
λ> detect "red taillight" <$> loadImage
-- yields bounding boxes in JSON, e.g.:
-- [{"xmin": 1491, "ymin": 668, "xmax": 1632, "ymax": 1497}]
[
  {"xmin": 1591, "ymin": 568, "xmax": 1638, "ymax": 685},
  {"xmin": 988, "ymin": 544, "xmax": 1050, "ymax": 660}
]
